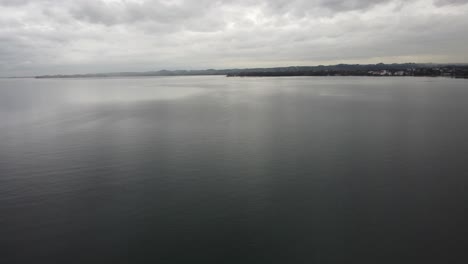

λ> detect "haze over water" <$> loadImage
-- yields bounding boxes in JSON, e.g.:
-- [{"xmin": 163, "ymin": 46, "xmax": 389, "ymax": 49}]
[{"xmin": 1, "ymin": 76, "xmax": 467, "ymax": 263}]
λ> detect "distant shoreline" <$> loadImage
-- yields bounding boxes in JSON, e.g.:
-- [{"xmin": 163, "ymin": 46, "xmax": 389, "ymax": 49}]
[
  {"xmin": 227, "ymin": 75, "xmax": 468, "ymax": 79},
  {"xmin": 31, "ymin": 63, "xmax": 468, "ymax": 79}
]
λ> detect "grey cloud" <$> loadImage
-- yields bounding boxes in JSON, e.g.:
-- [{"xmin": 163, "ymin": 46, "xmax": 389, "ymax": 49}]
[
  {"xmin": 0, "ymin": 0, "xmax": 56, "ymax": 7},
  {"xmin": 434, "ymin": 0, "xmax": 468, "ymax": 6},
  {"xmin": 0, "ymin": 0, "xmax": 30, "ymax": 6},
  {"xmin": 0, "ymin": 0, "xmax": 468, "ymax": 76},
  {"xmin": 260, "ymin": 0, "xmax": 394, "ymax": 18},
  {"xmin": 65, "ymin": 0, "xmax": 230, "ymax": 34},
  {"xmin": 24, "ymin": 0, "xmax": 397, "ymax": 27},
  {"xmin": 318, "ymin": 0, "xmax": 390, "ymax": 10}
]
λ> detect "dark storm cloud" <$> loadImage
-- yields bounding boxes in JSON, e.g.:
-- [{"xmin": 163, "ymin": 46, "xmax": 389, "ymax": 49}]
[{"xmin": 0, "ymin": 0, "xmax": 467, "ymax": 76}]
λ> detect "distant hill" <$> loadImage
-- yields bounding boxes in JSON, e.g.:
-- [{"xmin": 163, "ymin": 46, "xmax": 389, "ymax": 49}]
[{"xmin": 35, "ymin": 63, "xmax": 468, "ymax": 78}]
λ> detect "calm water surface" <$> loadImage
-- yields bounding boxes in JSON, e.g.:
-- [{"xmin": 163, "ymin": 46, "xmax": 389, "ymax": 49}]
[{"xmin": 1, "ymin": 76, "xmax": 467, "ymax": 263}]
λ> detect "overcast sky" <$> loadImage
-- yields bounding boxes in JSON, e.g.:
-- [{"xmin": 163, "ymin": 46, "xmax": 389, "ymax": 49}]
[{"xmin": 1, "ymin": 0, "xmax": 468, "ymax": 76}]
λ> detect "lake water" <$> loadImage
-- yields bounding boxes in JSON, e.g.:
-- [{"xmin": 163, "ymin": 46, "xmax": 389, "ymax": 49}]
[{"xmin": 1, "ymin": 76, "xmax": 467, "ymax": 263}]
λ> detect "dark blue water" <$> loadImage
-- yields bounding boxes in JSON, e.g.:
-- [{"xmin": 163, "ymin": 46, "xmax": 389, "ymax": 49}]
[{"xmin": 1, "ymin": 76, "xmax": 467, "ymax": 263}]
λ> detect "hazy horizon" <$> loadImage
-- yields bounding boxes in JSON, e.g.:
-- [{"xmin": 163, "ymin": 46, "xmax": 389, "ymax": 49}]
[
  {"xmin": 5, "ymin": 62, "xmax": 468, "ymax": 78},
  {"xmin": 1, "ymin": 0, "xmax": 468, "ymax": 77}
]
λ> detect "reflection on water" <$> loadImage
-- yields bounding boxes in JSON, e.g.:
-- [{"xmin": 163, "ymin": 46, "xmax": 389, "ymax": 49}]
[
  {"xmin": 1, "ymin": 76, "xmax": 468, "ymax": 263},
  {"xmin": 67, "ymin": 78, "xmax": 206, "ymax": 103}
]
